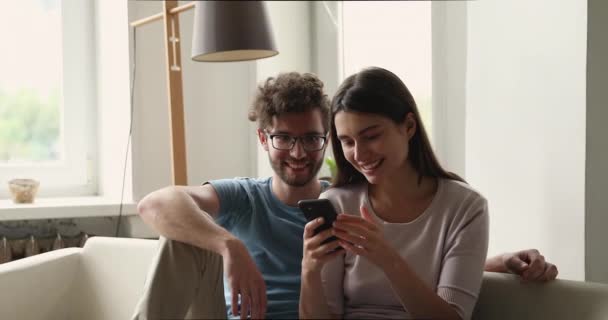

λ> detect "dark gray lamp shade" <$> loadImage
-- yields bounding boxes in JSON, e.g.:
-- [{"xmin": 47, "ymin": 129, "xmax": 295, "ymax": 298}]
[{"xmin": 191, "ymin": 1, "xmax": 278, "ymax": 62}]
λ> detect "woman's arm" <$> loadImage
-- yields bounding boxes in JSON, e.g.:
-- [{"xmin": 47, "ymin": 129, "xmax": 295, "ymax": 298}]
[{"xmin": 381, "ymin": 252, "xmax": 462, "ymax": 319}]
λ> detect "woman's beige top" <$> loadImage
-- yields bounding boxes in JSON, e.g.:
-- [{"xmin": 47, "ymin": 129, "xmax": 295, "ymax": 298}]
[{"xmin": 320, "ymin": 178, "xmax": 489, "ymax": 319}]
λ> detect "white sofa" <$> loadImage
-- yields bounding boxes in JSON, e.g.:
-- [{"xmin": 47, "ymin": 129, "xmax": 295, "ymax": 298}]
[
  {"xmin": 0, "ymin": 236, "xmax": 607, "ymax": 320},
  {"xmin": 0, "ymin": 237, "xmax": 154, "ymax": 320}
]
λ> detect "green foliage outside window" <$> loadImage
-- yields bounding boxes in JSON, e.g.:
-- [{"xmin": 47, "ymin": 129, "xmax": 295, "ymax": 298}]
[
  {"xmin": 0, "ymin": 88, "xmax": 60, "ymax": 163},
  {"xmin": 324, "ymin": 157, "xmax": 337, "ymax": 181}
]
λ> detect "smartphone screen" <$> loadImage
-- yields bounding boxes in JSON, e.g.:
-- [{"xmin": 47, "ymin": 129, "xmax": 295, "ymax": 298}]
[{"xmin": 297, "ymin": 199, "xmax": 339, "ymax": 244}]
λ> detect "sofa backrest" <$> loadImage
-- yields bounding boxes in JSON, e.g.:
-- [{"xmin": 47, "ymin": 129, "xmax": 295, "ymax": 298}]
[
  {"xmin": 73, "ymin": 237, "xmax": 158, "ymax": 320},
  {"xmin": 473, "ymin": 272, "xmax": 608, "ymax": 320}
]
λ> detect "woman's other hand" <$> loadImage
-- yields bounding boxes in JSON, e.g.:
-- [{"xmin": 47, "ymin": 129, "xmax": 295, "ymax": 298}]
[{"xmin": 333, "ymin": 206, "xmax": 400, "ymax": 270}]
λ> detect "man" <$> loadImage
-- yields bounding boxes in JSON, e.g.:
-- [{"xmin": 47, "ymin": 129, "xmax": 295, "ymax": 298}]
[{"xmin": 132, "ymin": 72, "xmax": 558, "ymax": 320}]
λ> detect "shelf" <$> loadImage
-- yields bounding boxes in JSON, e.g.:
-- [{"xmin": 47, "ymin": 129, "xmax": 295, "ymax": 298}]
[{"xmin": 0, "ymin": 197, "xmax": 138, "ymax": 221}]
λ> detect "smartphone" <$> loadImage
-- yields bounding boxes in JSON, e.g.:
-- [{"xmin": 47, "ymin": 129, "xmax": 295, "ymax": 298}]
[{"xmin": 297, "ymin": 199, "xmax": 339, "ymax": 244}]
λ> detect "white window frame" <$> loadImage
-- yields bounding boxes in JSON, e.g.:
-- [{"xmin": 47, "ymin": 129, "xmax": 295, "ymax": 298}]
[{"xmin": 0, "ymin": 0, "xmax": 98, "ymax": 198}]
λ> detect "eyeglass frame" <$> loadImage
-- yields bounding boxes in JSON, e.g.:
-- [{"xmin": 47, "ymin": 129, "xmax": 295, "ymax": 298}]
[{"xmin": 264, "ymin": 131, "xmax": 328, "ymax": 151}]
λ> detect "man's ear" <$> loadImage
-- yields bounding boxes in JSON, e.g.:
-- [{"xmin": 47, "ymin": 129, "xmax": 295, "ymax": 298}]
[{"xmin": 257, "ymin": 129, "xmax": 269, "ymax": 151}]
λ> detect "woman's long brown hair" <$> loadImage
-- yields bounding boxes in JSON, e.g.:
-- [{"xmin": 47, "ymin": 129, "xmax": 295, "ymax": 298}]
[{"xmin": 330, "ymin": 67, "xmax": 464, "ymax": 187}]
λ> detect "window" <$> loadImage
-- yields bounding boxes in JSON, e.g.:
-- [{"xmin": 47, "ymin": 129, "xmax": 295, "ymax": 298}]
[
  {"xmin": 341, "ymin": 1, "xmax": 433, "ymax": 138},
  {"xmin": 0, "ymin": 0, "xmax": 97, "ymax": 198}
]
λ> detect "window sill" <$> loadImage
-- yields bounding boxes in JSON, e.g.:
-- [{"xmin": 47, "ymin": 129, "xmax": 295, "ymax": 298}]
[{"xmin": 0, "ymin": 197, "xmax": 138, "ymax": 221}]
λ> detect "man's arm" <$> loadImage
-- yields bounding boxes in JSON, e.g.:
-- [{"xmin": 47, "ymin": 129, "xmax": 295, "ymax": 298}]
[
  {"xmin": 137, "ymin": 184, "xmax": 230, "ymax": 252},
  {"xmin": 484, "ymin": 249, "xmax": 559, "ymax": 281},
  {"xmin": 137, "ymin": 185, "xmax": 267, "ymax": 319}
]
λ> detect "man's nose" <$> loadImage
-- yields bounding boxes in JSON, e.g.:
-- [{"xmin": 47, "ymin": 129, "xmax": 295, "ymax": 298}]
[{"xmin": 290, "ymin": 139, "xmax": 306, "ymax": 159}]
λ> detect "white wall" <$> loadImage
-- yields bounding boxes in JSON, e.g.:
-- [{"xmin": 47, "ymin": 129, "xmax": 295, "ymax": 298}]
[{"xmin": 465, "ymin": 0, "xmax": 587, "ymax": 280}]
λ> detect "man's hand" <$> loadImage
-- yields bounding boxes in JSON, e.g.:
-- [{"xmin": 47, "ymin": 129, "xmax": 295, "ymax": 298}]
[
  {"xmin": 222, "ymin": 238, "xmax": 267, "ymax": 319},
  {"xmin": 501, "ymin": 249, "xmax": 559, "ymax": 282}
]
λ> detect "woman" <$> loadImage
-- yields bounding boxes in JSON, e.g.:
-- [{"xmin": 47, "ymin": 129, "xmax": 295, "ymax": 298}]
[{"xmin": 300, "ymin": 67, "xmax": 488, "ymax": 320}]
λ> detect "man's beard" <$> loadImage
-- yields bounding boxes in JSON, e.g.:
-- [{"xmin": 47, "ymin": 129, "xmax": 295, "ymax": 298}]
[{"xmin": 270, "ymin": 156, "xmax": 324, "ymax": 187}]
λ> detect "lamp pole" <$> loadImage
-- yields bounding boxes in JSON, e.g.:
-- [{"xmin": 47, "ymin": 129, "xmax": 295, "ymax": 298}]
[{"xmin": 161, "ymin": 0, "xmax": 188, "ymax": 185}]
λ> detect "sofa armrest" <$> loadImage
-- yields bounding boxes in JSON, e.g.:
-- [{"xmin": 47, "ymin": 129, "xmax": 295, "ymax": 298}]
[
  {"xmin": 473, "ymin": 272, "xmax": 608, "ymax": 320},
  {"xmin": 0, "ymin": 248, "xmax": 82, "ymax": 320}
]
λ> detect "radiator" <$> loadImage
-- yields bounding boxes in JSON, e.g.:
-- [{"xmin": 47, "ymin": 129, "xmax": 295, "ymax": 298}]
[{"xmin": 0, "ymin": 232, "xmax": 90, "ymax": 264}]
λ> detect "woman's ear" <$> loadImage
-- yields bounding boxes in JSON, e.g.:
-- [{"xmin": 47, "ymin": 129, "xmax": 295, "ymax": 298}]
[
  {"xmin": 257, "ymin": 129, "xmax": 269, "ymax": 151},
  {"xmin": 405, "ymin": 113, "xmax": 417, "ymax": 139}
]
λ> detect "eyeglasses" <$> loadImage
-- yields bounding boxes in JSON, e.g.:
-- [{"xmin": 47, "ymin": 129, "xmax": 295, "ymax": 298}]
[{"xmin": 266, "ymin": 132, "xmax": 328, "ymax": 151}]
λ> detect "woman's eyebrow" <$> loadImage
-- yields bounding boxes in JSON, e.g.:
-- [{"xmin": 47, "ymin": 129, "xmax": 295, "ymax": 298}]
[
  {"xmin": 337, "ymin": 124, "xmax": 381, "ymax": 140},
  {"xmin": 357, "ymin": 124, "xmax": 381, "ymax": 136}
]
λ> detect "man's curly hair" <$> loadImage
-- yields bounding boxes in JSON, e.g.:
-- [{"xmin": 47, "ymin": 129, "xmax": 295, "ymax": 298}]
[{"xmin": 248, "ymin": 72, "xmax": 331, "ymax": 131}]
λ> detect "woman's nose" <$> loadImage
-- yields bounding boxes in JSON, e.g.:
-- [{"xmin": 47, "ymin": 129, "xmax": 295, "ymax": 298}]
[{"xmin": 353, "ymin": 142, "xmax": 367, "ymax": 162}]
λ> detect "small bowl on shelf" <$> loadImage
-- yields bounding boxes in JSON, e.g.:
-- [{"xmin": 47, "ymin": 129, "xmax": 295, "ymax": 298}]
[{"xmin": 8, "ymin": 179, "xmax": 40, "ymax": 204}]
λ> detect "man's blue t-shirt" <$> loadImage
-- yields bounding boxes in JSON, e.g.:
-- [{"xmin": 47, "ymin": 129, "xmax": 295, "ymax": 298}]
[{"xmin": 208, "ymin": 177, "xmax": 329, "ymax": 319}]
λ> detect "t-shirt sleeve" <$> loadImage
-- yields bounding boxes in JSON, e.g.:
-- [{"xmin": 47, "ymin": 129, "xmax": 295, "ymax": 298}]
[
  {"xmin": 206, "ymin": 178, "xmax": 251, "ymax": 230},
  {"xmin": 437, "ymin": 196, "xmax": 489, "ymax": 320},
  {"xmin": 319, "ymin": 191, "xmax": 346, "ymax": 317}
]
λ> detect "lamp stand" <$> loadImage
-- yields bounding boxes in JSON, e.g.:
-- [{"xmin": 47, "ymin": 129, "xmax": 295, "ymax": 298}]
[{"xmin": 131, "ymin": 1, "xmax": 194, "ymax": 185}]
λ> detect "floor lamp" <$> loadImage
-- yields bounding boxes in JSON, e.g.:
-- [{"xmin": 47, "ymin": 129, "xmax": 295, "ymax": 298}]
[{"xmin": 130, "ymin": 1, "xmax": 278, "ymax": 185}]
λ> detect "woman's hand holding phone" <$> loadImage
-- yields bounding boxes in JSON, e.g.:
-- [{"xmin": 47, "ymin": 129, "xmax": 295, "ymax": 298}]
[{"xmin": 302, "ymin": 217, "xmax": 344, "ymax": 275}]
